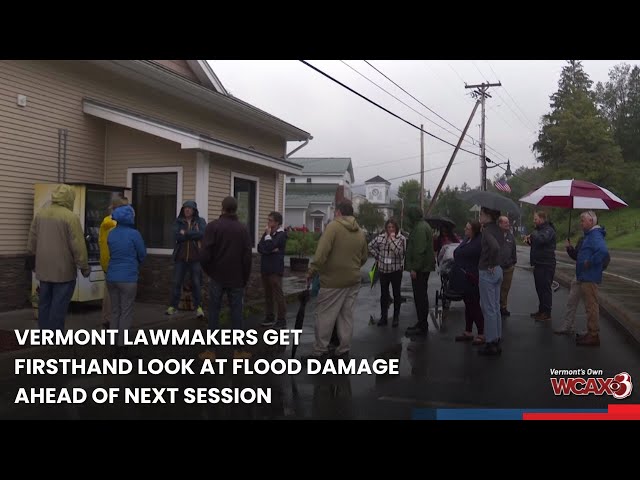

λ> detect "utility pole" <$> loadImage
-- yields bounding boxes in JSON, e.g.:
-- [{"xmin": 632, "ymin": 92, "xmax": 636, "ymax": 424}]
[
  {"xmin": 426, "ymin": 98, "xmax": 482, "ymax": 216},
  {"xmin": 466, "ymin": 82, "xmax": 501, "ymax": 191},
  {"xmin": 419, "ymin": 124, "xmax": 424, "ymax": 211}
]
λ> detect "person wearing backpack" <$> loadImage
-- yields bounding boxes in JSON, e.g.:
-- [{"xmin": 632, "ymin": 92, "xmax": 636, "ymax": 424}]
[{"xmin": 554, "ymin": 211, "xmax": 609, "ymax": 347}]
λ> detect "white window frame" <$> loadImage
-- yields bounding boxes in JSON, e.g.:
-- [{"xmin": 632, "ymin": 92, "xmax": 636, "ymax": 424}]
[
  {"xmin": 127, "ymin": 166, "xmax": 183, "ymax": 255},
  {"xmin": 230, "ymin": 172, "xmax": 260, "ymax": 250}
]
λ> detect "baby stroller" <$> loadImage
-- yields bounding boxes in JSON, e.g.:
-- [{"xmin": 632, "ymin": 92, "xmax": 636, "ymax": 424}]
[{"xmin": 434, "ymin": 242, "xmax": 465, "ymax": 316}]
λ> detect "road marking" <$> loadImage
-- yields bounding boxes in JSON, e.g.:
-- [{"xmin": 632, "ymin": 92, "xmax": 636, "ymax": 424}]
[{"xmin": 556, "ymin": 260, "xmax": 640, "ymax": 286}]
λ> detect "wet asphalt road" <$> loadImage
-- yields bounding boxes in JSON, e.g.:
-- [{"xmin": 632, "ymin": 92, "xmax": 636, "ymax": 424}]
[{"xmin": 1, "ymin": 264, "xmax": 639, "ymax": 420}]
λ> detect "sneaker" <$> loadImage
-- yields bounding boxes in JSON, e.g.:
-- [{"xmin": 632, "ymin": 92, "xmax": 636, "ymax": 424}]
[
  {"xmin": 377, "ymin": 317, "xmax": 388, "ymax": 326},
  {"xmin": 501, "ymin": 309, "xmax": 511, "ymax": 317},
  {"xmin": 165, "ymin": 306, "xmax": 178, "ymax": 315},
  {"xmin": 196, "ymin": 307, "xmax": 204, "ymax": 318},
  {"xmin": 198, "ymin": 350, "xmax": 216, "ymax": 361},
  {"xmin": 530, "ymin": 311, "xmax": 541, "ymax": 318},
  {"xmin": 392, "ymin": 316, "xmax": 400, "ymax": 328}
]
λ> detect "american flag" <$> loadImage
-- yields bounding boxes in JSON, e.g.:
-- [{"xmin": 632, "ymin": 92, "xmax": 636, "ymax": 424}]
[{"xmin": 494, "ymin": 178, "xmax": 511, "ymax": 193}]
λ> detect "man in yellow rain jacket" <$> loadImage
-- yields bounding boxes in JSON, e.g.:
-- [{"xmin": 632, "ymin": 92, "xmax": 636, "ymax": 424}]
[{"xmin": 99, "ymin": 197, "xmax": 129, "ymax": 328}]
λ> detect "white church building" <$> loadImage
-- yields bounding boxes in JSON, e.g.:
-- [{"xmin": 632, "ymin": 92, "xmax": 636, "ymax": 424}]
[{"xmin": 363, "ymin": 175, "xmax": 394, "ymax": 220}]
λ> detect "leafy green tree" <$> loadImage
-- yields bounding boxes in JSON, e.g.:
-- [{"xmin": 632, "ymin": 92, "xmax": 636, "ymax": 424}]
[
  {"xmin": 397, "ymin": 179, "xmax": 425, "ymax": 208},
  {"xmin": 430, "ymin": 186, "xmax": 473, "ymax": 235},
  {"xmin": 533, "ymin": 60, "xmax": 623, "ymax": 185},
  {"xmin": 596, "ymin": 63, "xmax": 640, "ymax": 165},
  {"xmin": 356, "ymin": 200, "xmax": 385, "ymax": 233}
]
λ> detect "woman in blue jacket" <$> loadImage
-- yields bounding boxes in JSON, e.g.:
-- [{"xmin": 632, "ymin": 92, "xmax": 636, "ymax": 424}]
[{"xmin": 106, "ymin": 205, "xmax": 146, "ymax": 357}]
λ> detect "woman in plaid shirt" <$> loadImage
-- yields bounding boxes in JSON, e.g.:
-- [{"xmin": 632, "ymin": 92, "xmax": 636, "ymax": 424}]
[{"xmin": 368, "ymin": 218, "xmax": 407, "ymax": 327}]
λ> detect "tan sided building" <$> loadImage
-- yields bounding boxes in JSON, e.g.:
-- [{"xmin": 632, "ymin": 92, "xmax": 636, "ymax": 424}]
[{"xmin": 0, "ymin": 60, "xmax": 312, "ymax": 311}]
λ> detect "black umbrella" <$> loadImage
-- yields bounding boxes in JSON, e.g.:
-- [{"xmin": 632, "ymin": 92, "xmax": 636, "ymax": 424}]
[
  {"xmin": 459, "ymin": 190, "xmax": 520, "ymax": 214},
  {"xmin": 425, "ymin": 215, "xmax": 456, "ymax": 230},
  {"xmin": 291, "ymin": 288, "xmax": 310, "ymax": 359}
]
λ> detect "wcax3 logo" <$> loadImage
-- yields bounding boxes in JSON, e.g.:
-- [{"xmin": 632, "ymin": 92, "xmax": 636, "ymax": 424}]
[{"xmin": 550, "ymin": 370, "xmax": 633, "ymax": 399}]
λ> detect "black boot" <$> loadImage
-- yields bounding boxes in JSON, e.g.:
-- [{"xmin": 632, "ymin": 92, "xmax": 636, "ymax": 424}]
[
  {"xmin": 392, "ymin": 313, "xmax": 400, "ymax": 327},
  {"xmin": 377, "ymin": 314, "xmax": 388, "ymax": 326}
]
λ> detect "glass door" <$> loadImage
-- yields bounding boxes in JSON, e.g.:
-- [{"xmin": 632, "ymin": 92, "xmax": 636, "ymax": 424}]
[{"xmin": 233, "ymin": 177, "xmax": 257, "ymax": 247}]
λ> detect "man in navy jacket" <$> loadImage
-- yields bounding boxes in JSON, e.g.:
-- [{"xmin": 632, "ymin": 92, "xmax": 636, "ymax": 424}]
[{"xmin": 258, "ymin": 211, "xmax": 288, "ymax": 328}]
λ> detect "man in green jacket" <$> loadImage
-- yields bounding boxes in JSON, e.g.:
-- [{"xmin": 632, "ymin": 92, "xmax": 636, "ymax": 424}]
[
  {"xmin": 306, "ymin": 201, "xmax": 369, "ymax": 359},
  {"xmin": 27, "ymin": 184, "xmax": 90, "ymax": 330},
  {"xmin": 404, "ymin": 207, "xmax": 435, "ymax": 337}
]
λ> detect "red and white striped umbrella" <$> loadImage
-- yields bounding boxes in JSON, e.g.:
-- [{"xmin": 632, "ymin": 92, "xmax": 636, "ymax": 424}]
[{"xmin": 519, "ymin": 179, "xmax": 628, "ymax": 210}]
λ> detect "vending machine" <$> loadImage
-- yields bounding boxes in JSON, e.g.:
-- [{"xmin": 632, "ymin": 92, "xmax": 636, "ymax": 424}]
[{"xmin": 32, "ymin": 183, "xmax": 131, "ymax": 303}]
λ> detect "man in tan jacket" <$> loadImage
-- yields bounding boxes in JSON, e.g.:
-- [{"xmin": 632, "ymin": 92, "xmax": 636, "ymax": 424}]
[
  {"xmin": 305, "ymin": 201, "xmax": 368, "ymax": 359},
  {"xmin": 27, "ymin": 184, "xmax": 90, "ymax": 330}
]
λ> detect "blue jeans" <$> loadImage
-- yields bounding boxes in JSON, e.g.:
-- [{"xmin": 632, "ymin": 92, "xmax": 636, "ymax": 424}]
[
  {"xmin": 38, "ymin": 279, "xmax": 76, "ymax": 331},
  {"xmin": 479, "ymin": 266, "xmax": 503, "ymax": 343},
  {"xmin": 171, "ymin": 261, "xmax": 202, "ymax": 309},
  {"xmin": 208, "ymin": 280, "xmax": 244, "ymax": 330}
]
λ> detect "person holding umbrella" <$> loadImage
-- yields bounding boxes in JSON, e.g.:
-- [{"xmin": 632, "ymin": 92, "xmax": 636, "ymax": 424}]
[
  {"xmin": 368, "ymin": 218, "xmax": 406, "ymax": 327},
  {"xmin": 573, "ymin": 211, "xmax": 609, "ymax": 346},
  {"xmin": 477, "ymin": 206, "xmax": 504, "ymax": 356},
  {"xmin": 523, "ymin": 211, "xmax": 557, "ymax": 321}
]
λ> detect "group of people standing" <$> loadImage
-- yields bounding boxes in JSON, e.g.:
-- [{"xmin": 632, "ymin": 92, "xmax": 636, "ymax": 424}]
[{"xmin": 26, "ymin": 183, "xmax": 611, "ymax": 365}]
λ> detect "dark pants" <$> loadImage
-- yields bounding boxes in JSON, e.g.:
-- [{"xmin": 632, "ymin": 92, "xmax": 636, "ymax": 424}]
[
  {"xmin": 38, "ymin": 279, "xmax": 76, "ymax": 330},
  {"xmin": 463, "ymin": 287, "xmax": 484, "ymax": 335},
  {"xmin": 411, "ymin": 272, "xmax": 430, "ymax": 326},
  {"xmin": 208, "ymin": 280, "xmax": 244, "ymax": 330},
  {"xmin": 380, "ymin": 270, "xmax": 402, "ymax": 319},
  {"xmin": 262, "ymin": 273, "xmax": 286, "ymax": 321},
  {"xmin": 533, "ymin": 264, "xmax": 555, "ymax": 314},
  {"xmin": 171, "ymin": 261, "xmax": 202, "ymax": 309}
]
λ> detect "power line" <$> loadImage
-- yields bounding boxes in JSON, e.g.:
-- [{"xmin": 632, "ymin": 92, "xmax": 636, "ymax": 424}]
[
  {"xmin": 365, "ymin": 60, "xmax": 473, "ymax": 141},
  {"xmin": 339, "ymin": 60, "xmax": 464, "ymax": 143},
  {"xmin": 356, "ymin": 148, "xmax": 453, "ymax": 170},
  {"xmin": 447, "ymin": 62, "xmax": 467, "ymax": 85},
  {"xmin": 472, "ymin": 61, "xmax": 533, "ymax": 133},
  {"xmin": 370, "ymin": 59, "xmax": 505, "ymax": 156},
  {"xmin": 300, "ymin": 60, "xmax": 483, "ymax": 158},
  {"xmin": 353, "ymin": 154, "xmax": 478, "ymax": 187},
  {"xmin": 485, "ymin": 61, "xmax": 537, "ymax": 130}
]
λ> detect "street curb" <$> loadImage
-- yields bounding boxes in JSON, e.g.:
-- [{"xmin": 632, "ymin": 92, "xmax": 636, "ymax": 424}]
[{"xmin": 553, "ymin": 270, "xmax": 640, "ymax": 346}]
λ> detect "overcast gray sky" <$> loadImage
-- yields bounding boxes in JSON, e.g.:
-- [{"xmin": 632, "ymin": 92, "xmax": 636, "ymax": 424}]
[{"xmin": 208, "ymin": 60, "xmax": 635, "ymax": 195}]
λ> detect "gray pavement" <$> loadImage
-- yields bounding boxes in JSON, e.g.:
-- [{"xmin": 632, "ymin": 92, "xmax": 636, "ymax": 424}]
[{"xmin": 1, "ymin": 261, "xmax": 638, "ymax": 420}]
